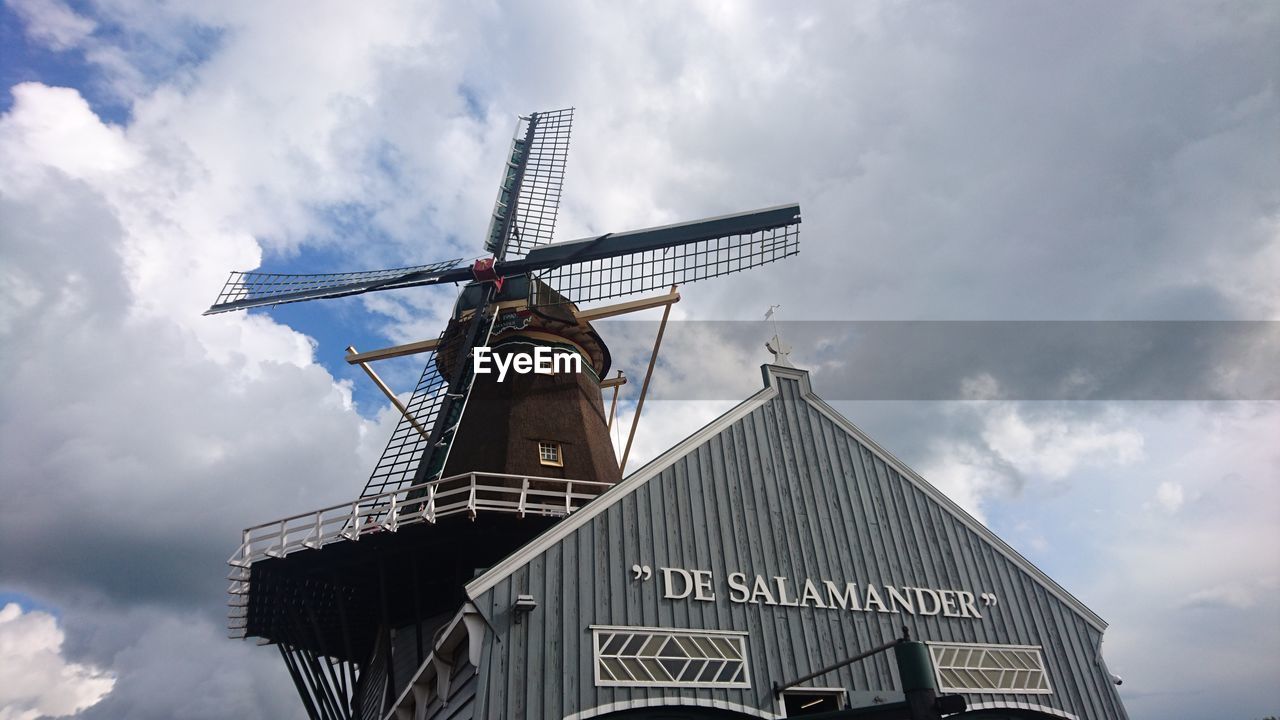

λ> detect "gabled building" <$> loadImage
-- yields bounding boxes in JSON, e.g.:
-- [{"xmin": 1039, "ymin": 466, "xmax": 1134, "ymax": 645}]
[
  {"xmin": 373, "ymin": 364, "xmax": 1128, "ymax": 720},
  {"xmin": 216, "ymin": 108, "xmax": 1127, "ymax": 720}
]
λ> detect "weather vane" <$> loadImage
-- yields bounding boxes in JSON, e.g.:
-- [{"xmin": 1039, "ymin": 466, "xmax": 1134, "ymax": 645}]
[{"xmin": 765, "ymin": 304, "xmax": 793, "ymax": 367}]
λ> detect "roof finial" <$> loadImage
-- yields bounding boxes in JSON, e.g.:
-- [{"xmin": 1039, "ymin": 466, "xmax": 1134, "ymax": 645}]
[{"xmin": 765, "ymin": 305, "xmax": 793, "ymax": 367}]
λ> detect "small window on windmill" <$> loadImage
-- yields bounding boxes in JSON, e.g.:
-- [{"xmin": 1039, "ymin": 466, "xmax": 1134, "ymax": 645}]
[{"xmin": 537, "ymin": 441, "xmax": 563, "ymax": 467}]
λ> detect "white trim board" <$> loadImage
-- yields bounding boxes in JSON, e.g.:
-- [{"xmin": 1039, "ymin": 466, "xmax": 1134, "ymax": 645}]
[{"xmin": 465, "ymin": 364, "xmax": 1107, "ymax": 632}]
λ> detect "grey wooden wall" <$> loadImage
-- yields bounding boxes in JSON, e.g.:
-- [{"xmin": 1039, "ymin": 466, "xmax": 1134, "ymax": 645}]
[{"xmin": 468, "ymin": 369, "xmax": 1128, "ymax": 720}]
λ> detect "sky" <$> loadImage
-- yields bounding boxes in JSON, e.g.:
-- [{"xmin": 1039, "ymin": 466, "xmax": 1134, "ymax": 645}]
[{"xmin": 0, "ymin": 1, "xmax": 1276, "ymax": 719}]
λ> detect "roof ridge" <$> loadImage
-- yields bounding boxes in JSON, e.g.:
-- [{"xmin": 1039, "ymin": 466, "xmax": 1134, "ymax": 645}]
[{"xmin": 465, "ymin": 364, "xmax": 1108, "ymax": 634}]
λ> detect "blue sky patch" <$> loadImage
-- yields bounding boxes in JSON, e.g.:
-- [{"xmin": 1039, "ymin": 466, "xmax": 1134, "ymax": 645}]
[
  {"xmin": 0, "ymin": 589, "xmax": 62, "ymax": 619},
  {"xmin": 0, "ymin": 4, "xmax": 127, "ymax": 123}
]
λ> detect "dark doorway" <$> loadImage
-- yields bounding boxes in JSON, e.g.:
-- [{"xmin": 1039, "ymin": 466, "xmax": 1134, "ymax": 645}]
[{"xmin": 782, "ymin": 689, "xmax": 845, "ymax": 715}]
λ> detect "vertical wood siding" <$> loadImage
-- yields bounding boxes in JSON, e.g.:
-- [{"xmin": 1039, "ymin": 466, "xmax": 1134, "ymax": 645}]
[{"xmin": 472, "ymin": 374, "xmax": 1128, "ymax": 720}]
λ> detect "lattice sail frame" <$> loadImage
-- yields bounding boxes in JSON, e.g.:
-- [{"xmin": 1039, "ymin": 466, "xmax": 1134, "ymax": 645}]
[
  {"xmin": 207, "ymin": 259, "xmax": 465, "ymax": 314},
  {"xmin": 358, "ymin": 310, "xmax": 498, "ymax": 503},
  {"xmin": 485, "ymin": 108, "xmax": 574, "ymax": 258},
  {"xmin": 509, "ymin": 108, "xmax": 573, "ymax": 256},
  {"xmin": 358, "ymin": 347, "xmax": 449, "ymax": 501},
  {"xmin": 532, "ymin": 222, "xmax": 799, "ymax": 305}
]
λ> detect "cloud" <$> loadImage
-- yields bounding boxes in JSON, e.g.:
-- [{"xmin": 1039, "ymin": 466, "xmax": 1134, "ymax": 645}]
[
  {"xmin": 1154, "ymin": 481, "xmax": 1184, "ymax": 513},
  {"xmin": 610, "ymin": 400, "xmax": 738, "ymax": 473},
  {"xmin": 5, "ymin": 0, "xmax": 95, "ymax": 51},
  {"xmin": 0, "ymin": 74, "xmax": 370, "ymax": 718},
  {"xmin": 1085, "ymin": 403, "xmax": 1280, "ymax": 719},
  {"xmin": 67, "ymin": 604, "xmax": 302, "ymax": 720},
  {"xmin": 913, "ymin": 391, "xmax": 1145, "ymax": 519},
  {"xmin": 915, "ymin": 438, "xmax": 1014, "ymax": 523},
  {"xmin": 979, "ymin": 403, "xmax": 1144, "ymax": 480},
  {"xmin": 0, "ymin": 83, "xmax": 135, "ymax": 182},
  {"xmin": 585, "ymin": 321, "xmax": 1280, "ymax": 402},
  {"xmin": 0, "ymin": 82, "xmax": 377, "ymax": 601},
  {"xmin": 0, "ymin": 603, "xmax": 114, "ymax": 720},
  {"xmin": 1181, "ymin": 584, "xmax": 1257, "ymax": 610}
]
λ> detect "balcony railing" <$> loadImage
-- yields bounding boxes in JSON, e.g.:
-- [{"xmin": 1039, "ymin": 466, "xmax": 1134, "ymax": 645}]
[
  {"xmin": 229, "ymin": 471, "xmax": 611, "ymax": 568},
  {"xmin": 226, "ymin": 471, "xmax": 611, "ymax": 637}
]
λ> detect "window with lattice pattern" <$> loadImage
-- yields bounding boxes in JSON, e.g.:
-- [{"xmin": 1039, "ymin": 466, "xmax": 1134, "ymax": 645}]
[
  {"xmin": 928, "ymin": 642, "xmax": 1052, "ymax": 694},
  {"xmin": 537, "ymin": 441, "xmax": 563, "ymax": 467},
  {"xmin": 591, "ymin": 626, "xmax": 750, "ymax": 688}
]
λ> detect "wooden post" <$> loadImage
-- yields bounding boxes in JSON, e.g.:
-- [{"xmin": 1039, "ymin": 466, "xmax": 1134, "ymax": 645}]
[
  {"xmin": 620, "ymin": 286, "xmax": 676, "ymax": 474},
  {"xmin": 347, "ymin": 346, "xmax": 430, "ymax": 440},
  {"xmin": 606, "ymin": 371, "xmax": 624, "ymax": 432},
  {"xmin": 344, "ymin": 337, "xmax": 440, "ymax": 364}
]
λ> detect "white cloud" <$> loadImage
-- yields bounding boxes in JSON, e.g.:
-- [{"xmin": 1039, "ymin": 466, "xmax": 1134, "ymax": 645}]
[
  {"xmin": 916, "ymin": 438, "xmax": 1013, "ymax": 522},
  {"xmin": 609, "ymin": 400, "xmax": 737, "ymax": 473},
  {"xmin": 0, "ymin": 69, "xmax": 387, "ymax": 716},
  {"xmin": 0, "ymin": 84, "xmax": 135, "ymax": 184},
  {"xmin": 980, "ymin": 404, "xmax": 1144, "ymax": 480},
  {"xmin": 1155, "ymin": 480, "xmax": 1185, "ymax": 513},
  {"xmin": 0, "ymin": 603, "xmax": 114, "ymax": 720},
  {"xmin": 960, "ymin": 373, "xmax": 1002, "ymax": 401},
  {"xmin": 1181, "ymin": 583, "xmax": 1257, "ymax": 610},
  {"xmin": 1075, "ymin": 403, "xmax": 1280, "ymax": 719},
  {"xmin": 68, "ymin": 605, "xmax": 303, "ymax": 720},
  {"xmin": 916, "ymin": 385, "xmax": 1145, "ymax": 519},
  {"xmin": 5, "ymin": 0, "xmax": 96, "ymax": 51},
  {"xmin": 0, "ymin": 74, "xmax": 375, "ymax": 661}
]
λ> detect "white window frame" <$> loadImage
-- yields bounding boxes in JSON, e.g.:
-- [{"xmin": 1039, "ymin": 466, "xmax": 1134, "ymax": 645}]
[
  {"xmin": 537, "ymin": 441, "xmax": 563, "ymax": 467},
  {"xmin": 927, "ymin": 642, "xmax": 1053, "ymax": 695},
  {"xmin": 590, "ymin": 625, "xmax": 750, "ymax": 689}
]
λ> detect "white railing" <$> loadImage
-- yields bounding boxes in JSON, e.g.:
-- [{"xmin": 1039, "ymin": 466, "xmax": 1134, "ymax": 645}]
[
  {"xmin": 226, "ymin": 471, "xmax": 610, "ymax": 638},
  {"xmin": 227, "ymin": 471, "xmax": 611, "ymax": 569}
]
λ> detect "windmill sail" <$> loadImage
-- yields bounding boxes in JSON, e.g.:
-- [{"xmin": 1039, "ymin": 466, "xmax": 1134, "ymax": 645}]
[
  {"xmin": 485, "ymin": 108, "xmax": 574, "ymax": 259},
  {"xmin": 358, "ymin": 347, "xmax": 449, "ymax": 501},
  {"xmin": 517, "ymin": 203, "xmax": 801, "ymax": 305},
  {"xmin": 204, "ymin": 259, "xmax": 470, "ymax": 315},
  {"xmin": 358, "ymin": 308, "xmax": 498, "ymax": 505},
  {"xmin": 509, "ymin": 108, "xmax": 573, "ymax": 255}
]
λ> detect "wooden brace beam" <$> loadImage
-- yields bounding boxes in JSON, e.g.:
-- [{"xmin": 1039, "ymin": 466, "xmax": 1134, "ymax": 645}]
[
  {"xmin": 347, "ymin": 345, "xmax": 430, "ymax": 440},
  {"xmin": 619, "ymin": 285, "xmax": 677, "ymax": 473},
  {"xmin": 574, "ymin": 288, "xmax": 681, "ymax": 323},
  {"xmin": 343, "ymin": 290, "xmax": 680, "ymax": 367},
  {"xmin": 345, "ymin": 337, "xmax": 440, "ymax": 365}
]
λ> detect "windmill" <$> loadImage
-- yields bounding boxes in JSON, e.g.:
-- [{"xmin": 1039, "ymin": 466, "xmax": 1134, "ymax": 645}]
[{"xmin": 213, "ymin": 108, "xmax": 801, "ymax": 718}]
